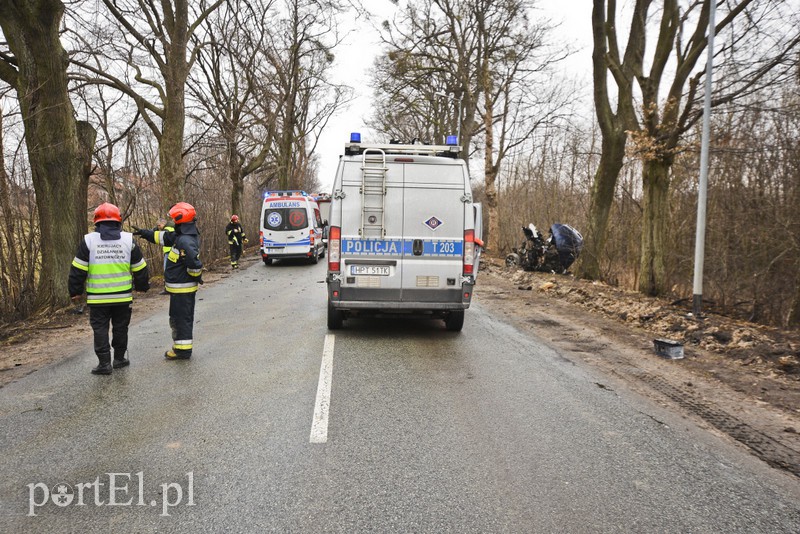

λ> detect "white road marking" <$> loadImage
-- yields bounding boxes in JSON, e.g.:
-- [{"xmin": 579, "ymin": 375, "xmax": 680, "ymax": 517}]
[{"xmin": 310, "ymin": 334, "xmax": 335, "ymax": 443}]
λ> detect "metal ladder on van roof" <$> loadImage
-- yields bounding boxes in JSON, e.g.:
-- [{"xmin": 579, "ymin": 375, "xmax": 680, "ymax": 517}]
[{"xmin": 360, "ymin": 148, "xmax": 387, "ymax": 237}]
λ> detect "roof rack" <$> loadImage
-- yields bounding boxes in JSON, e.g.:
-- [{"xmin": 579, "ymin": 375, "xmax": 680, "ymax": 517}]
[{"xmin": 344, "ymin": 142, "xmax": 460, "ymax": 159}]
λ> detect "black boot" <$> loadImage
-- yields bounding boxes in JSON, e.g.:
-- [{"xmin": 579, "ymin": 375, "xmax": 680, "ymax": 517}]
[
  {"xmin": 113, "ymin": 350, "xmax": 130, "ymax": 369},
  {"xmin": 91, "ymin": 354, "xmax": 112, "ymax": 375}
]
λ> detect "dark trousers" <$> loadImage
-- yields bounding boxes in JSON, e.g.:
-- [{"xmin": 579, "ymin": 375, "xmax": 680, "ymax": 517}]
[
  {"xmin": 89, "ymin": 304, "xmax": 132, "ymax": 362},
  {"xmin": 229, "ymin": 243, "xmax": 242, "ymax": 265},
  {"xmin": 169, "ymin": 292, "xmax": 196, "ymax": 356}
]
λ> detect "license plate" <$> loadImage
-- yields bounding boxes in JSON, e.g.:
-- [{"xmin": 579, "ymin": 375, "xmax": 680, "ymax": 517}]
[
  {"xmin": 265, "ymin": 247, "xmax": 283, "ymax": 253},
  {"xmin": 350, "ymin": 265, "xmax": 390, "ymax": 276}
]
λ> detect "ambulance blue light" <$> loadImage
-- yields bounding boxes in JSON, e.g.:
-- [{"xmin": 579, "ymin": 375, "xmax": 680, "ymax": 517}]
[
  {"xmin": 446, "ymin": 135, "xmax": 458, "ymax": 146},
  {"xmin": 350, "ymin": 132, "xmax": 361, "ymax": 143}
]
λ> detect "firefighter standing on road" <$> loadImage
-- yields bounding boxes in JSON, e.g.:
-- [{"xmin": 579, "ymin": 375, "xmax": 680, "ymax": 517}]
[
  {"xmin": 69, "ymin": 203, "xmax": 150, "ymax": 375},
  {"xmin": 225, "ymin": 214, "xmax": 248, "ymax": 269},
  {"xmin": 134, "ymin": 202, "xmax": 203, "ymax": 360}
]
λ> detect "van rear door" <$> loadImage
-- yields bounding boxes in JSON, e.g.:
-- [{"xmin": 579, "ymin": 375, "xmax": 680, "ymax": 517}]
[
  {"xmin": 400, "ymin": 160, "xmax": 466, "ymax": 302},
  {"xmin": 338, "ymin": 157, "xmax": 405, "ymax": 298}
]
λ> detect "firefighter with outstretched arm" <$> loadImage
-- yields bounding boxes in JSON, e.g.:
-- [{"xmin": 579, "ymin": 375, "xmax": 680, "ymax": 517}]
[{"xmin": 133, "ymin": 202, "xmax": 203, "ymax": 360}]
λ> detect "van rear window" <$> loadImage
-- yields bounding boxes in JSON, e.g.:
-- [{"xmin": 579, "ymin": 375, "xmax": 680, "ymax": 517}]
[{"xmin": 264, "ymin": 207, "xmax": 308, "ymax": 230}]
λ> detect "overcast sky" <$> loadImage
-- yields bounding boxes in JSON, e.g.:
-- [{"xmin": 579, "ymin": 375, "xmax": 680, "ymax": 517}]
[{"xmin": 314, "ymin": 0, "xmax": 593, "ymax": 192}]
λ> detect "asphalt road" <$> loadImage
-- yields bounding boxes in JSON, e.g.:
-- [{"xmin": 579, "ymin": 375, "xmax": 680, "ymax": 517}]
[{"xmin": 1, "ymin": 258, "xmax": 799, "ymax": 533}]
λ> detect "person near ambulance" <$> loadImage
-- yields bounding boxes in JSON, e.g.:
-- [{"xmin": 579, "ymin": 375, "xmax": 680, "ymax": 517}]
[
  {"xmin": 134, "ymin": 202, "xmax": 203, "ymax": 360},
  {"xmin": 69, "ymin": 202, "xmax": 150, "ymax": 375},
  {"xmin": 225, "ymin": 214, "xmax": 248, "ymax": 269}
]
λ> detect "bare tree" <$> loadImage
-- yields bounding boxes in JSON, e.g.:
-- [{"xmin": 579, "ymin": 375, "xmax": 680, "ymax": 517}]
[
  {"xmin": 373, "ymin": 0, "xmax": 566, "ymax": 251},
  {"xmin": 0, "ymin": 0, "xmax": 96, "ymax": 309},
  {"xmin": 264, "ymin": 0, "xmax": 349, "ymax": 191},
  {"xmin": 71, "ymin": 0, "xmax": 223, "ymax": 208},
  {"xmin": 578, "ymin": 0, "xmax": 640, "ymax": 281},
  {"xmin": 189, "ymin": 0, "xmax": 279, "ymax": 217},
  {"xmin": 588, "ymin": 0, "xmax": 800, "ymax": 296}
]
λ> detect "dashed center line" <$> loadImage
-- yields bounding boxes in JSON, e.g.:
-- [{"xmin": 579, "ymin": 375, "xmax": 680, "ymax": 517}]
[{"xmin": 310, "ymin": 334, "xmax": 335, "ymax": 443}]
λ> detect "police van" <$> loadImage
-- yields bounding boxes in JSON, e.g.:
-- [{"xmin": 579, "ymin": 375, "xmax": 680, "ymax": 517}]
[
  {"xmin": 326, "ymin": 134, "xmax": 483, "ymax": 331},
  {"xmin": 259, "ymin": 191, "xmax": 326, "ymax": 265}
]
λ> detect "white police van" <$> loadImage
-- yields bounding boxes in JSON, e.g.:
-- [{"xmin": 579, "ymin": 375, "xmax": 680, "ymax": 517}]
[
  {"xmin": 259, "ymin": 191, "xmax": 325, "ymax": 265},
  {"xmin": 326, "ymin": 134, "xmax": 483, "ymax": 331}
]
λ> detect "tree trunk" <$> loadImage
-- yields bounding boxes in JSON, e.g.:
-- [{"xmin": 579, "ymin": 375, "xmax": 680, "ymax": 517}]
[
  {"xmin": 788, "ymin": 269, "xmax": 800, "ymax": 327},
  {"xmin": 639, "ymin": 159, "xmax": 671, "ymax": 296},
  {"xmin": 159, "ymin": 99, "xmax": 186, "ymax": 206},
  {"xmin": 0, "ymin": 1, "xmax": 96, "ymax": 310},
  {"xmin": 788, "ymin": 173, "xmax": 800, "ymax": 327},
  {"xmin": 229, "ymin": 160, "xmax": 245, "ymax": 219},
  {"xmin": 578, "ymin": 128, "xmax": 627, "ymax": 280},
  {"xmin": 483, "ymin": 88, "xmax": 498, "ymax": 252},
  {"xmin": 160, "ymin": 37, "xmax": 189, "ymax": 207}
]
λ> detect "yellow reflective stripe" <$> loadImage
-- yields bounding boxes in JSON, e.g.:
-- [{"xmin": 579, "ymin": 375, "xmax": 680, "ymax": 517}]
[
  {"xmin": 86, "ymin": 293, "xmax": 133, "ymax": 304},
  {"xmin": 154, "ymin": 231, "xmax": 165, "ymax": 246},
  {"xmin": 90, "ymin": 263, "xmax": 131, "ymax": 275},
  {"xmin": 166, "ymin": 286, "xmax": 198, "ymax": 294},
  {"xmin": 72, "ymin": 259, "xmax": 89, "ymax": 271},
  {"xmin": 162, "ymin": 227, "xmax": 173, "ymax": 252},
  {"xmin": 131, "ymin": 259, "xmax": 147, "ymax": 272},
  {"xmin": 173, "ymin": 340, "xmax": 193, "ymax": 350},
  {"xmin": 187, "ymin": 269, "xmax": 202, "ymax": 277},
  {"xmin": 87, "ymin": 273, "xmax": 133, "ymax": 291}
]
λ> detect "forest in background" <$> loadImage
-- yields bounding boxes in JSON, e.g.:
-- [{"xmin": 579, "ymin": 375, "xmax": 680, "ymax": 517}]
[{"xmin": 0, "ymin": 0, "xmax": 799, "ymax": 329}]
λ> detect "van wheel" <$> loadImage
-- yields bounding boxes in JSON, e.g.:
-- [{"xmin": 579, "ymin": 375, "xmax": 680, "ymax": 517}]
[
  {"xmin": 444, "ymin": 310, "xmax": 464, "ymax": 332},
  {"xmin": 263, "ymin": 257, "xmax": 272, "ymax": 266},
  {"xmin": 319, "ymin": 247, "xmax": 325, "ymax": 259},
  {"xmin": 310, "ymin": 249, "xmax": 319, "ymax": 264},
  {"xmin": 327, "ymin": 301, "xmax": 343, "ymax": 329}
]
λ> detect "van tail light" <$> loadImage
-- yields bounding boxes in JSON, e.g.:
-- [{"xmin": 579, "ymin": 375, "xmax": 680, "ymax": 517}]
[
  {"xmin": 463, "ymin": 229, "xmax": 475, "ymax": 275},
  {"xmin": 328, "ymin": 226, "xmax": 341, "ymax": 272},
  {"xmin": 310, "ymin": 228, "xmax": 315, "ymax": 245}
]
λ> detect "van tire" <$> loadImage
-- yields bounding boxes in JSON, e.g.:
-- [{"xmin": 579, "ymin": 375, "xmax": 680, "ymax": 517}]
[
  {"xmin": 310, "ymin": 249, "xmax": 319, "ymax": 264},
  {"xmin": 444, "ymin": 310, "xmax": 464, "ymax": 332},
  {"xmin": 327, "ymin": 301, "xmax": 343, "ymax": 329},
  {"xmin": 263, "ymin": 257, "xmax": 272, "ymax": 266}
]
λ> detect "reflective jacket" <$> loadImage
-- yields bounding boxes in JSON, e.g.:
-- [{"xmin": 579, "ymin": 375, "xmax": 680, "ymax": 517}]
[
  {"xmin": 161, "ymin": 226, "xmax": 174, "ymax": 253},
  {"xmin": 69, "ymin": 222, "xmax": 150, "ymax": 305},
  {"xmin": 225, "ymin": 222, "xmax": 246, "ymax": 246},
  {"xmin": 140, "ymin": 222, "xmax": 203, "ymax": 293}
]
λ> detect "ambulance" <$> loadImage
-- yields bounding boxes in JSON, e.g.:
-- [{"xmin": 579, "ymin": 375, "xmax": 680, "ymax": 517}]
[
  {"xmin": 259, "ymin": 191, "xmax": 326, "ymax": 265},
  {"xmin": 325, "ymin": 134, "xmax": 483, "ymax": 331}
]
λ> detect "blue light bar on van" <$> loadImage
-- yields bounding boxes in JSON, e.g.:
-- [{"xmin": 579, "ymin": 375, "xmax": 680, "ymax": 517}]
[
  {"xmin": 350, "ymin": 132, "xmax": 361, "ymax": 143},
  {"xmin": 446, "ymin": 135, "xmax": 458, "ymax": 146}
]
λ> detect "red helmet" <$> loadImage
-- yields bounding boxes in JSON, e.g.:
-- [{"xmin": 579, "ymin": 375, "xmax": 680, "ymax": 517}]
[
  {"xmin": 230, "ymin": 214, "xmax": 239, "ymax": 223},
  {"xmin": 93, "ymin": 202, "xmax": 122, "ymax": 223},
  {"xmin": 169, "ymin": 202, "xmax": 196, "ymax": 224}
]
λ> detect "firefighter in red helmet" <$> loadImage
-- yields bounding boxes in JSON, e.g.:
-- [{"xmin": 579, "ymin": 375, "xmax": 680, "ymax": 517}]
[
  {"xmin": 69, "ymin": 202, "xmax": 150, "ymax": 374},
  {"xmin": 225, "ymin": 214, "xmax": 248, "ymax": 269},
  {"xmin": 134, "ymin": 202, "xmax": 203, "ymax": 360}
]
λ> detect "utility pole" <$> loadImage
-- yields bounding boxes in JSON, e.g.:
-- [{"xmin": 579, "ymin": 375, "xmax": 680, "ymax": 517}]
[{"xmin": 692, "ymin": 0, "xmax": 717, "ymax": 316}]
